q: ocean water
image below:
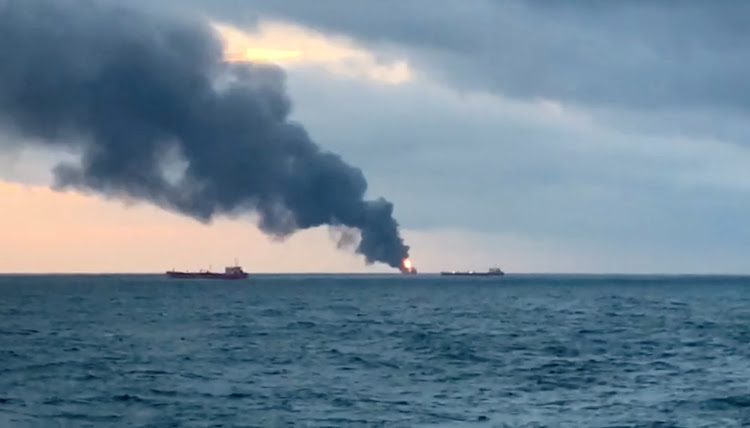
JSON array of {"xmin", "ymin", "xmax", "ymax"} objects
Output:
[{"xmin": 2, "ymin": 274, "xmax": 750, "ymax": 427}]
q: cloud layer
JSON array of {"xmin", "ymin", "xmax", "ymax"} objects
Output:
[{"xmin": 198, "ymin": 1, "xmax": 750, "ymax": 110}]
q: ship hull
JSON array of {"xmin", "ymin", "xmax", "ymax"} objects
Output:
[
  {"xmin": 166, "ymin": 271, "xmax": 248, "ymax": 280},
  {"xmin": 440, "ymin": 272, "xmax": 505, "ymax": 277}
]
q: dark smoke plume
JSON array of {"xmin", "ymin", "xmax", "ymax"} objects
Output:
[{"xmin": 0, "ymin": 0, "xmax": 410, "ymax": 269}]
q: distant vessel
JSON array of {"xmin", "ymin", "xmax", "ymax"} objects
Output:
[
  {"xmin": 402, "ymin": 267, "xmax": 418, "ymax": 275},
  {"xmin": 166, "ymin": 263, "xmax": 249, "ymax": 280},
  {"xmin": 440, "ymin": 267, "xmax": 505, "ymax": 277}
]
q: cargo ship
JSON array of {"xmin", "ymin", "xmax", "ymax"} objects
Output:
[
  {"xmin": 440, "ymin": 267, "xmax": 505, "ymax": 277},
  {"xmin": 166, "ymin": 264, "xmax": 249, "ymax": 280}
]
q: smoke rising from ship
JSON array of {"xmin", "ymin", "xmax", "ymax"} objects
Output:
[{"xmin": 0, "ymin": 0, "xmax": 411, "ymax": 270}]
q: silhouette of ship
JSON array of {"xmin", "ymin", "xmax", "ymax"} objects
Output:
[
  {"xmin": 166, "ymin": 261, "xmax": 248, "ymax": 280},
  {"xmin": 440, "ymin": 267, "xmax": 505, "ymax": 277}
]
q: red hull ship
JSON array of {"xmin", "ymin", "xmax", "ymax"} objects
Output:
[{"xmin": 166, "ymin": 264, "xmax": 248, "ymax": 280}]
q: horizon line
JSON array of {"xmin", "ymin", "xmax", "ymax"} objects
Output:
[{"xmin": 2, "ymin": 271, "xmax": 750, "ymax": 277}]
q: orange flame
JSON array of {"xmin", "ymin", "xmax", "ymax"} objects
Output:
[{"xmin": 401, "ymin": 258, "xmax": 417, "ymax": 275}]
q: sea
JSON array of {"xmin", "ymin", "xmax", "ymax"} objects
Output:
[{"xmin": 2, "ymin": 273, "xmax": 750, "ymax": 427}]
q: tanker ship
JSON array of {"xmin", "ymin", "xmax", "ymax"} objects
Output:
[
  {"xmin": 440, "ymin": 267, "xmax": 505, "ymax": 277},
  {"xmin": 166, "ymin": 264, "xmax": 249, "ymax": 280}
]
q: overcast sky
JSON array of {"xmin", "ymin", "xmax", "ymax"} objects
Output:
[{"xmin": 3, "ymin": 0, "xmax": 750, "ymax": 273}]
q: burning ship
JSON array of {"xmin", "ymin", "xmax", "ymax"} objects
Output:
[
  {"xmin": 166, "ymin": 263, "xmax": 249, "ymax": 280},
  {"xmin": 401, "ymin": 258, "xmax": 417, "ymax": 275}
]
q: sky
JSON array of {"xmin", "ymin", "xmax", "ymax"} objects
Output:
[{"xmin": 2, "ymin": 0, "xmax": 750, "ymax": 274}]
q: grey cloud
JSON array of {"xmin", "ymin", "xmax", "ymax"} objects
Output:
[{"xmin": 178, "ymin": 0, "xmax": 750, "ymax": 112}]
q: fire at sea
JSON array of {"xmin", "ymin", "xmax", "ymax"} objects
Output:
[{"xmin": 401, "ymin": 258, "xmax": 417, "ymax": 275}]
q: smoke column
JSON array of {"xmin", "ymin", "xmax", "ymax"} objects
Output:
[{"xmin": 0, "ymin": 0, "xmax": 411, "ymax": 270}]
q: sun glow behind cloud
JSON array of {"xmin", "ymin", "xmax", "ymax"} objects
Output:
[{"xmin": 213, "ymin": 20, "xmax": 413, "ymax": 84}]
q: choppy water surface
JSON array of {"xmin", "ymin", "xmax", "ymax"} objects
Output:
[{"xmin": 2, "ymin": 274, "xmax": 750, "ymax": 427}]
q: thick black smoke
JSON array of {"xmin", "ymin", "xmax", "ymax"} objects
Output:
[{"xmin": 0, "ymin": 0, "xmax": 410, "ymax": 269}]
